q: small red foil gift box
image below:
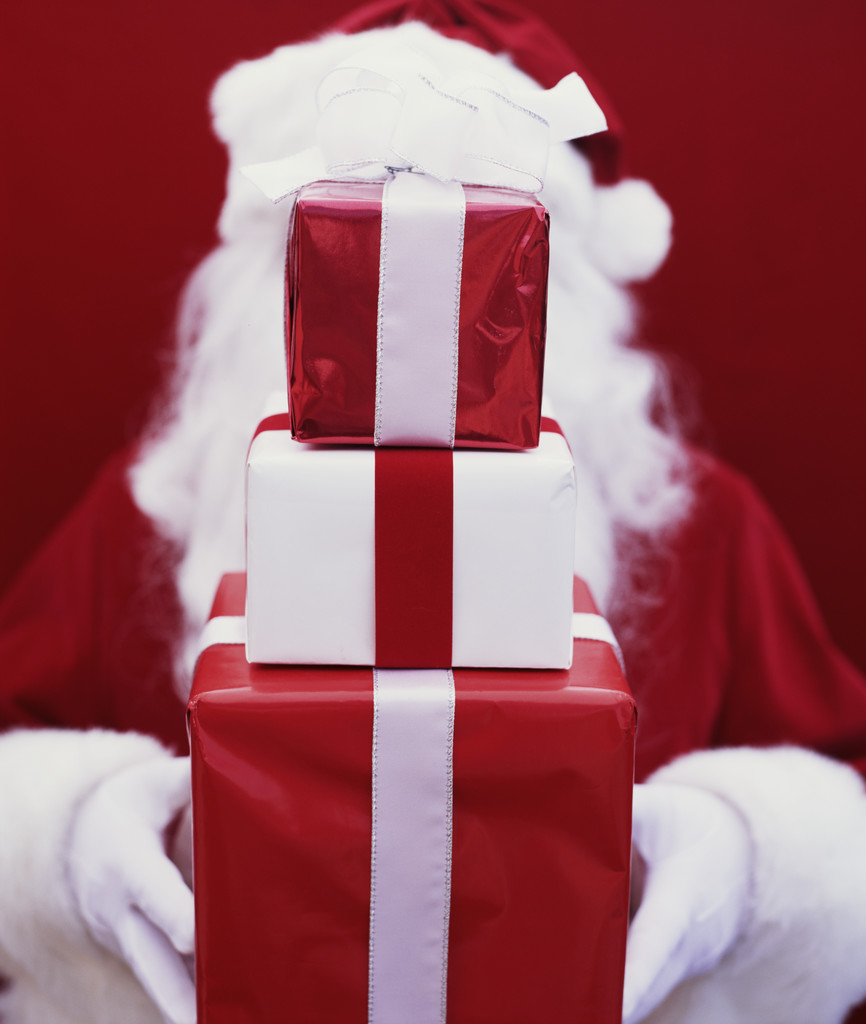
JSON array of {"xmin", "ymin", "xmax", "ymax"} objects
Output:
[
  {"xmin": 287, "ymin": 177, "xmax": 549, "ymax": 449},
  {"xmin": 189, "ymin": 575, "xmax": 635, "ymax": 1024},
  {"xmin": 245, "ymin": 412, "xmax": 575, "ymax": 668}
]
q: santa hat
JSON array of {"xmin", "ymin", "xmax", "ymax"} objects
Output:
[
  {"xmin": 212, "ymin": 0, "xmax": 668, "ymax": 281},
  {"xmin": 331, "ymin": 0, "xmax": 624, "ymax": 184},
  {"xmin": 323, "ymin": 1, "xmax": 669, "ymax": 284}
]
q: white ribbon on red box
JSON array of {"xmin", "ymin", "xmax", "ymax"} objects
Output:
[
  {"xmin": 369, "ymin": 668, "xmax": 455, "ymax": 1024},
  {"xmin": 374, "ymin": 173, "xmax": 464, "ymax": 445},
  {"xmin": 242, "ymin": 46, "xmax": 606, "ymax": 446}
]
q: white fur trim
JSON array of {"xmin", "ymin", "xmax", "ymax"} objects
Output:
[
  {"xmin": 587, "ymin": 179, "xmax": 673, "ymax": 283},
  {"xmin": 643, "ymin": 746, "xmax": 866, "ymax": 1024},
  {"xmin": 0, "ymin": 729, "xmax": 170, "ymax": 1024}
]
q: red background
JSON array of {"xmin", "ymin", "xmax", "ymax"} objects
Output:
[{"xmin": 2, "ymin": 0, "xmax": 864, "ymax": 672}]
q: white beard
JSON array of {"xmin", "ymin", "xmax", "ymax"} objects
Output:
[{"xmin": 129, "ymin": 23, "xmax": 692, "ymax": 693}]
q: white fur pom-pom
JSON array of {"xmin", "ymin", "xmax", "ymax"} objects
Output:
[{"xmin": 586, "ymin": 178, "xmax": 673, "ymax": 283}]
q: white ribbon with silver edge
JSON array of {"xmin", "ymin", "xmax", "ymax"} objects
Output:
[
  {"xmin": 369, "ymin": 668, "xmax": 455, "ymax": 1024},
  {"xmin": 198, "ymin": 609, "xmax": 625, "ymax": 1024},
  {"xmin": 243, "ymin": 46, "xmax": 607, "ymax": 447}
]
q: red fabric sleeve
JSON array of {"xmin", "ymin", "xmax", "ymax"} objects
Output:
[
  {"xmin": 713, "ymin": 471, "xmax": 866, "ymax": 773},
  {"xmin": 623, "ymin": 450, "xmax": 866, "ymax": 1024},
  {"xmin": 626, "ymin": 451, "xmax": 866, "ymax": 782},
  {"xmin": 0, "ymin": 451, "xmax": 188, "ymax": 753}
]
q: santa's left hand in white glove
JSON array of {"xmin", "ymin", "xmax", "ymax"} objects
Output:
[
  {"xmin": 622, "ymin": 781, "xmax": 753, "ymax": 1024},
  {"xmin": 67, "ymin": 755, "xmax": 196, "ymax": 1024}
]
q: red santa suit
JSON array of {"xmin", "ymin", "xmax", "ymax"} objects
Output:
[
  {"xmin": 1, "ymin": 6, "xmax": 866, "ymax": 1024},
  {"xmin": 2, "ymin": 441, "xmax": 866, "ymax": 1023}
]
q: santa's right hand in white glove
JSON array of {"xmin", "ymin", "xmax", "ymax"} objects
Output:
[
  {"xmin": 622, "ymin": 781, "xmax": 753, "ymax": 1024},
  {"xmin": 67, "ymin": 756, "xmax": 196, "ymax": 1024}
]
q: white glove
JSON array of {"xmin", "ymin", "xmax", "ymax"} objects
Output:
[
  {"xmin": 622, "ymin": 782, "xmax": 753, "ymax": 1024},
  {"xmin": 67, "ymin": 756, "xmax": 196, "ymax": 1024}
]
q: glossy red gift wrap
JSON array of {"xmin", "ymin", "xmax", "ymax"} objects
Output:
[
  {"xmin": 189, "ymin": 575, "xmax": 635, "ymax": 1024},
  {"xmin": 287, "ymin": 180, "xmax": 549, "ymax": 450}
]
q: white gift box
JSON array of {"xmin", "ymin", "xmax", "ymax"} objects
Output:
[{"xmin": 245, "ymin": 418, "xmax": 576, "ymax": 668}]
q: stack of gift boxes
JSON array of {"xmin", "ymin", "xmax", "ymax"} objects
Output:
[{"xmin": 189, "ymin": 152, "xmax": 635, "ymax": 1023}]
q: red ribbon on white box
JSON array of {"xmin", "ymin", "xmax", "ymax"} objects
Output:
[
  {"xmin": 374, "ymin": 446, "xmax": 454, "ymax": 666},
  {"xmin": 247, "ymin": 412, "xmax": 571, "ymax": 667}
]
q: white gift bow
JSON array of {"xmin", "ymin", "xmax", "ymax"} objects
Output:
[{"xmin": 242, "ymin": 43, "xmax": 607, "ymax": 201}]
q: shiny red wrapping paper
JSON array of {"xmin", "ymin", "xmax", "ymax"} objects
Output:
[
  {"xmin": 287, "ymin": 180, "xmax": 549, "ymax": 449},
  {"xmin": 189, "ymin": 575, "xmax": 635, "ymax": 1024}
]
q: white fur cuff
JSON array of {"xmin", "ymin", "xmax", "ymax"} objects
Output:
[
  {"xmin": 646, "ymin": 746, "xmax": 866, "ymax": 1024},
  {"xmin": 0, "ymin": 728, "xmax": 169, "ymax": 1024}
]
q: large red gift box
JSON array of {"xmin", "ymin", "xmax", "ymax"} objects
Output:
[
  {"xmin": 189, "ymin": 575, "xmax": 635, "ymax": 1024},
  {"xmin": 287, "ymin": 180, "xmax": 549, "ymax": 450}
]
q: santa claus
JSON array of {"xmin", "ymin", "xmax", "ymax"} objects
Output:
[{"xmin": 2, "ymin": 2, "xmax": 866, "ymax": 1023}]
